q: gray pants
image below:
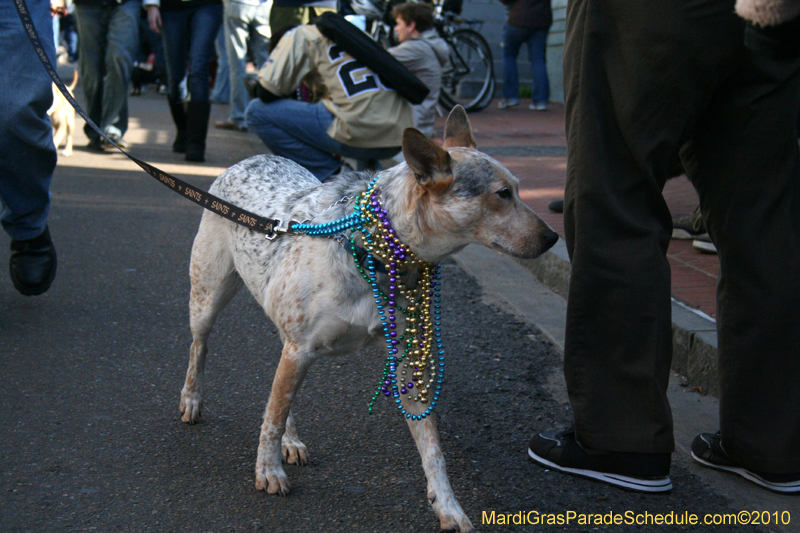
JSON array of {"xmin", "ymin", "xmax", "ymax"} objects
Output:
[
  {"xmin": 75, "ymin": 0, "xmax": 141, "ymax": 140},
  {"xmin": 562, "ymin": 0, "xmax": 800, "ymax": 473}
]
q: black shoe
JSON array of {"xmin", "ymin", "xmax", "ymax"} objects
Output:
[
  {"xmin": 691, "ymin": 432, "xmax": 800, "ymax": 493},
  {"xmin": 548, "ymin": 200, "xmax": 564, "ymax": 213},
  {"xmin": 86, "ymin": 138, "xmax": 105, "ymax": 153},
  {"xmin": 9, "ymin": 226, "xmax": 57, "ymax": 296},
  {"xmin": 528, "ymin": 428, "xmax": 672, "ymax": 492}
]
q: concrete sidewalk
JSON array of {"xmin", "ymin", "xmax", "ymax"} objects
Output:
[{"xmin": 434, "ymin": 102, "xmax": 722, "ymax": 398}]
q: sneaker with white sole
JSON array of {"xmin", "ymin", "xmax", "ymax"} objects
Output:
[
  {"xmin": 528, "ymin": 428, "xmax": 673, "ymax": 492},
  {"xmin": 672, "ymin": 205, "xmax": 705, "ymax": 239},
  {"xmin": 498, "ymin": 98, "xmax": 520, "ymax": 109},
  {"xmin": 529, "ymin": 102, "xmax": 548, "ymax": 111},
  {"xmin": 691, "ymin": 432, "xmax": 800, "ymax": 494},
  {"xmin": 692, "ymin": 233, "xmax": 717, "ymax": 254}
]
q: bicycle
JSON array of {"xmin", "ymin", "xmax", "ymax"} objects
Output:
[{"xmin": 351, "ymin": 0, "xmax": 496, "ymax": 112}]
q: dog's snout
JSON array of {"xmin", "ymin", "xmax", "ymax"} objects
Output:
[{"xmin": 542, "ymin": 229, "xmax": 559, "ymax": 251}]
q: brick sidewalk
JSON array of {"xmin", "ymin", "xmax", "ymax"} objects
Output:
[{"xmin": 436, "ymin": 101, "xmax": 719, "ymax": 318}]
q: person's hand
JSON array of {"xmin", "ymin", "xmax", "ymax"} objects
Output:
[
  {"xmin": 147, "ymin": 5, "xmax": 162, "ymax": 34},
  {"xmin": 50, "ymin": 0, "xmax": 66, "ymax": 16}
]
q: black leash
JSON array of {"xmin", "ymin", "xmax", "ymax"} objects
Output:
[{"xmin": 14, "ymin": 0, "xmax": 287, "ymax": 239}]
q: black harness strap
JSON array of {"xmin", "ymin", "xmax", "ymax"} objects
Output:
[{"xmin": 14, "ymin": 0, "xmax": 284, "ymax": 238}]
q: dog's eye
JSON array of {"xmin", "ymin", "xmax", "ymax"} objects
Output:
[{"xmin": 495, "ymin": 187, "xmax": 513, "ymax": 200}]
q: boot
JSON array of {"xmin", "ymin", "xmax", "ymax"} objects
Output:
[
  {"xmin": 185, "ymin": 101, "xmax": 211, "ymax": 162},
  {"xmin": 168, "ymin": 97, "xmax": 188, "ymax": 153}
]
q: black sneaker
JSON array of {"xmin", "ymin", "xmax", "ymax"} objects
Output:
[
  {"xmin": 691, "ymin": 432, "xmax": 800, "ymax": 494},
  {"xmin": 528, "ymin": 428, "xmax": 673, "ymax": 492}
]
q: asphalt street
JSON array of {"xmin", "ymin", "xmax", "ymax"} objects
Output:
[{"xmin": 1, "ymin": 89, "xmax": 797, "ymax": 532}]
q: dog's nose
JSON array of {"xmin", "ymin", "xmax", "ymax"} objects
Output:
[{"xmin": 543, "ymin": 229, "xmax": 559, "ymax": 251}]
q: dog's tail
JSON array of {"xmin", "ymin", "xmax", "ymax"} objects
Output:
[{"xmin": 67, "ymin": 69, "xmax": 79, "ymax": 92}]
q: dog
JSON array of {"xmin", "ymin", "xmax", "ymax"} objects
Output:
[
  {"xmin": 181, "ymin": 105, "xmax": 558, "ymax": 532},
  {"xmin": 48, "ymin": 69, "xmax": 78, "ymax": 157}
]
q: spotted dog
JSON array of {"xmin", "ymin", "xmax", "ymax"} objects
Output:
[{"xmin": 182, "ymin": 106, "xmax": 557, "ymax": 532}]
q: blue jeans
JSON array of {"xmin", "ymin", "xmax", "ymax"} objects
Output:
[
  {"xmin": 161, "ymin": 3, "xmax": 223, "ymax": 103},
  {"xmin": 502, "ymin": 24, "xmax": 550, "ymax": 105},
  {"xmin": 246, "ymin": 99, "xmax": 400, "ymax": 180},
  {"xmin": 211, "ymin": 26, "xmax": 230, "ymax": 103},
  {"xmin": 75, "ymin": 0, "xmax": 141, "ymax": 140},
  {"xmin": 0, "ymin": 0, "xmax": 57, "ymax": 240},
  {"xmin": 224, "ymin": 1, "xmax": 271, "ymax": 126}
]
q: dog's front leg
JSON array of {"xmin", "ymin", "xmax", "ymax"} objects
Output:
[
  {"xmin": 408, "ymin": 414, "xmax": 474, "ymax": 532},
  {"xmin": 281, "ymin": 410, "xmax": 308, "ymax": 465},
  {"xmin": 255, "ymin": 343, "xmax": 311, "ymax": 496}
]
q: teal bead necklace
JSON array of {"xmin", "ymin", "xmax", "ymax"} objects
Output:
[{"xmin": 292, "ymin": 176, "xmax": 444, "ymax": 421}]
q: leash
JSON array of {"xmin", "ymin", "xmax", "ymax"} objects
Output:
[
  {"xmin": 18, "ymin": 0, "xmax": 446, "ymax": 420},
  {"xmin": 14, "ymin": 0, "xmax": 290, "ymax": 239}
]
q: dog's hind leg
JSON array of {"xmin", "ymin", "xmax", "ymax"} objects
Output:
[
  {"xmin": 181, "ymin": 215, "xmax": 241, "ymax": 424},
  {"xmin": 255, "ymin": 342, "xmax": 312, "ymax": 495},
  {"xmin": 281, "ymin": 410, "xmax": 308, "ymax": 465},
  {"xmin": 408, "ymin": 415, "xmax": 474, "ymax": 532}
]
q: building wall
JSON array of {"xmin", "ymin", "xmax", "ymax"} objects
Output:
[{"xmin": 458, "ymin": 0, "xmax": 567, "ymax": 103}]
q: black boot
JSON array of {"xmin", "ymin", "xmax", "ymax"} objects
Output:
[
  {"xmin": 168, "ymin": 97, "xmax": 188, "ymax": 153},
  {"xmin": 185, "ymin": 101, "xmax": 211, "ymax": 162},
  {"xmin": 9, "ymin": 226, "xmax": 57, "ymax": 296}
]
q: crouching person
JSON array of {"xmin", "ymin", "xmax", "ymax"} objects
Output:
[{"xmin": 245, "ymin": 24, "xmax": 414, "ymax": 180}]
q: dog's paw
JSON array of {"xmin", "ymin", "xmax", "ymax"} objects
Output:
[
  {"xmin": 281, "ymin": 436, "xmax": 309, "ymax": 466},
  {"xmin": 438, "ymin": 515, "xmax": 474, "ymax": 533},
  {"xmin": 179, "ymin": 389, "xmax": 203, "ymax": 424},
  {"xmin": 255, "ymin": 465, "xmax": 291, "ymax": 496},
  {"xmin": 60, "ymin": 148, "xmax": 73, "ymax": 157},
  {"xmin": 432, "ymin": 495, "xmax": 474, "ymax": 532}
]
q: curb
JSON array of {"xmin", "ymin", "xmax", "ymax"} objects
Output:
[{"xmin": 514, "ymin": 241, "xmax": 721, "ymax": 397}]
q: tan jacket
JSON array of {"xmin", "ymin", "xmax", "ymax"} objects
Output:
[{"xmin": 257, "ymin": 25, "xmax": 414, "ymax": 148}]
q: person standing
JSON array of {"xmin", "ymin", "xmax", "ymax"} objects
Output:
[
  {"xmin": 214, "ymin": 0, "xmax": 271, "ymax": 131},
  {"xmin": 145, "ymin": 0, "xmax": 223, "ymax": 162},
  {"xmin": 1, "ymin": 0, "xmax": 58, "ymax": 295},
  {"xmin": 74, "ymin": 0, "xmax": 142, "ymax": 150},
  {"xmin": 497, "ymin": 0, "xmax": 551, "ymax": 110},
  {"xmin": 527, "ymin": 0, "xmax": 800, "ymax": 493}
]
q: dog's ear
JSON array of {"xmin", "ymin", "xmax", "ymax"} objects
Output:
[
  {"xmin": 443, "ymin": 105, "xmax": 476, "ymax": 150},
  {"xmin": 402, "ymin": 128, "xmax": 453, "ymax": 192}
]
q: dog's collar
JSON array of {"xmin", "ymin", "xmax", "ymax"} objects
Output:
[{"xmin": 291, "ymin": 176, "xmax": 445, "ymax": 421}]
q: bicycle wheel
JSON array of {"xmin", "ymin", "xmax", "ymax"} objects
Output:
[{"xmin": 439, "ymin": 28, "xmax": 495, "ymax": 112}]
